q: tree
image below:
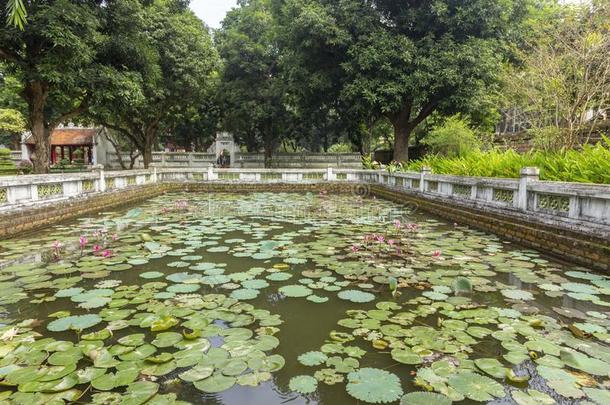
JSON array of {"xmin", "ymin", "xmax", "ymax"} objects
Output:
[
  {"xmin": 0, "ymin": 0, "xmax": 141, "ymax": 173},
  {"xmin": 216, "ymin": 0, "xmax": 291, "ymax": 166},
  {"xmin": 281, "ymin": 0, "xmax": 527, "ymax": 161},
  {"xmin": 0, "ymin": 108, "xmax": 25, "ymax": 147},
  {"xmin": 88, "ymin": 1, "xmax": 219, "ymax": 168},
  {"xmin": 501, "ymin": 0, "xmax": 610, "ymax": 150}
]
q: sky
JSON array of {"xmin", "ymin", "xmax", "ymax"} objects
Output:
[{"xmin": 190, "ymin": 0, "xmax": 238, "ymax": 29}]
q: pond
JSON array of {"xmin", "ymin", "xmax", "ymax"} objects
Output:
[{"xmin": 0, "ymin": 192, "xmax": 608, "ymax": 405}]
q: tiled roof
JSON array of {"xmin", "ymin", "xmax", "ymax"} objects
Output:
[{"xmin": 26, "ymin": 128, "xmax": 97, "ymax": 145}]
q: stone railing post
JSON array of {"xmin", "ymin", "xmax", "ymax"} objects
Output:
[
  {"xmin": 161, "ymin": 153, "xmax": 166, "ymax": 167},
  {"xmin": 207, "ymin": 164, "xmax": 215, "ymax": 181},
  {"xmin": 518, "ymin": 167, "xmax": 539, "ymax": 210},
  {"xmin": 188, "ymin": 153, "xmax": 194, "ymax": 167},
  {"xmin": 93, "ymin": 164, "xmax": 106, "ymax": 192},
  {"xmin": 420, "ymin": 166, "xmax": 431, "ymax": 192},
  {"xmin": 150, "ymin": 164, "xmax": 158, "ymax": 183},
  {"xmin": 327, "ymin": 166, "xmax": 334, "ymax": 181}
]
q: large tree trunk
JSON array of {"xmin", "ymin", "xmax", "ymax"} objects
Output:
[
  {"xmin": 24, "ymin": 82, "xmax": 51, "ymax": 174},
  {"xmin": 392, "ymin": 122, "xmax": 412, "ymax": 162},
  {"xmin": 142, "ymin": 132, "xmax": 155, "ymax": 169},
  {"xmin": 388, "ymin": 100, "xmax": 437, "ymax": 162}
]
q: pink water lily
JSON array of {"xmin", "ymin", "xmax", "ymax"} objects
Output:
[
  {"xmin": 393, "ymin": 219, "xmax": 401, "ymax": 229},
  {"xmin": 52, "ymin": 240, "xmax": 63, "ymax": 249},
  {"xmin": 375, "ymin": 234, "xmax": 385, "ymax": 243},
  {"xmin": 102, "ymin": 250, "xmax": 112, "ymax": 258},
  {"xmin": 111, "ymin": 233, "xmax": 118, "ymax": 241},
  {"xmin": 387, "ymin": 239, "xmax": 396, "ymax": 246},
  {"xmin": 93, "ymin": 244, "xmax": 102, "ymax": 253},
  {"xmin": 79, "ymin": 236, "xmax": 88, "ymax": 248},
  {"xmin": 350, "ymin": 245, "xmax": 360, "ymax": 253},
  {"xmin": 432, "ymin": 250, "xmax": 442, "ymax": 258}
]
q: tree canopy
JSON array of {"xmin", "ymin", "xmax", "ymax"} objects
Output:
[
  {"xmin": 1, "ymin": 0, "xmax": 606, "ymax": 169},
  {"xmin": 88, "ymin": 0, "xmax": 219, "ymax": 167},
  {"xmin": 278, "ymin": 0, "xmax": 528, "ymax": 160}
]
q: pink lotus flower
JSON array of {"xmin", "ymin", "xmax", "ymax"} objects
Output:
[
  {"xmin": 350, "ymin": 245, "xmax": 360, "ymax": 253},
  {"xmin": 432, "ymin": 250, "xmax": 442, "ymax": 258},
  {"xmin": 375, "ymin": 235, "xmax": 385, "ymax": 243},
  {"xmin": 111, "ymin": 234, "xmax": 118, "ymax": 241},
  {"xmin": 387, "ymin": 239, "xmax": 396, "ymax": 246},
  {"xmin": 79, "ymin": 236, "xmax": 88, "ymax": 248},
  {"xmin": 52, "ymin": 240, "xmax": 63, "ymax": 249},
  {"xmin": 396, "ymin": 246, "xmax": 402, "ymax": 255},
  {"xmin": 102, "ymin": 250, "xmax": 112, "ymax": 258},
  {"xmin": 93, "ymin": 244, "xmax": 102, "ymax": 253},
  {"xmin": 393, "ymin": 219, "xmax": 401, "ymax": 229}
]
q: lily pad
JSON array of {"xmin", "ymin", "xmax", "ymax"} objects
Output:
[
  {"xmin": 400, "ymin": 392, "xmax": 452, "ymax": 405},
  {"xmin": 448, "ymin": 372, "xmax": 505, "ymax": 401},
  {"xmin": 346, "ymin": 367, "xmax": 404, "ymax": 403},
  {"xmin": 47, "ymin": 314, "xmax": 103, "ymax": 332},
  {"xmin": 289, "ymin": 375, "xmax": 318, "ymax": 394},
  {"xmin": 338, "ymin": 290, "xmax": 375, "ymax": 303}
]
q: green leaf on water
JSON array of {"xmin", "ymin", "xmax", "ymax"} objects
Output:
[
  {"xmin": 289, "ymin": 375, "xmax": 318, "ymax": 394},
  {"xmin": 346, "ymin": 367, "xmax": 404, "ymax": 403}
]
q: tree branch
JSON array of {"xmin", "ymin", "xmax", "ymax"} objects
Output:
[
  {"xmin": 407, "ymin": 99, "xmax": 438, "ymax": 130},
  {"xmin": 49, "ymin": 96, "xmax": 91, "ymax": 129}
]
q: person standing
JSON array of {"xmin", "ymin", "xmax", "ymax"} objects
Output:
[{"xmin": 216, "ymin": 150, "xmax": 229, "ymax": 168}]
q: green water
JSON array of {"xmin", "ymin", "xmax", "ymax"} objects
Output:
[{"xmin": 0, "ymin": 192, "xmax": 608, "ymax": 405}]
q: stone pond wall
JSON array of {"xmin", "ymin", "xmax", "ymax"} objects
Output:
[{"xmin": 0, "ymin": 167, "xmax": 608, "ymax": 272}]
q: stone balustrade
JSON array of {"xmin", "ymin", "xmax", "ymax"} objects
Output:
[
  {"xmin": 1, "ymin": 166, "xmax": 609, "ymax": 233},
  {"xmin": 105, "ymin": 151, "xmax": 362, "ymax": 169}
]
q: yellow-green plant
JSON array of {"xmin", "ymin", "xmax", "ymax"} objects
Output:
[{"xmin": 406, "ymin": 137, "xmax": 610, "ymax": 184}]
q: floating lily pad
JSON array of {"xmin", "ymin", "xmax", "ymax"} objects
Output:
[
  {"xmin": 502, "ymin": 289, "xmax": 534, "ymax": 301},
  {"xmin": 448, "ymin": 372, "xmax": 505, "ymax": 401},
  {"xmin": 346, "ymin": 367, "xmax": 403, "ymax": 403},
  {"xmin": 298, "ymin": 351, "xmax": 328, "ymax": 367},
  {"xmin": 279, "ymin": 285, "xmax": 312, "ymax": 298},
  {"xmin": 194, "ymin": 373, "xmax": 236, "ymax": 393},
  {"xmin": 47, "ymin": 314, "xmax": 103, "ymax": 332},
  {"xmin": 289, "ymin": 375, "xmax": 318, "ymax": 394},
  {"xmin": 400, "ymin": 392, "xmax": 452, "ymax": 405},
  {"xmin": 338, "ymin": 290, "xmax": 375, "ymax": 303}
]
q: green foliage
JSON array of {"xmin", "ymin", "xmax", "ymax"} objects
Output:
[
  {"xmin": 0, "ymin": 108, "xmax": 25, "ymax": 134},
  {"xmin": 327, "ymin": 143, "xmax": 354, "ymax": 153},
  {"xmin": 407, "ymin": 138, "xmax": 610, "ymax": 184},
  {"xmin": 280, "ymin": 0, "xmax": 526, "ymax": 160},
  {"xmin": 0, "ymin": 147, "xmax": 16, "ymax": 175},
  {"xmin": 361, "ymin": 155, "xmax": 381, "ymax": 170},
  {"xmin": 88, "ymin": 2, "xmax": 220, "ymax": 167},
  {"xmin": 216, "ymin": 0, "xmax": 290, "ymax": 160},
  {"xmin": 422, "ymin": 115, "xmax": 480, "ymax": 158},
  {"xmin": 4, "ymin": 0, "xmax": 27, "ymax": 29}
]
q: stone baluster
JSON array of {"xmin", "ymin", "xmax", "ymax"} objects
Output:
[
  {"xmin": 420, "ymin": 166, "xmax": 431, "ymax": 192},
  {"xmin": 518, "ymin": 167, "xmax": 539, "ymax": 210}
]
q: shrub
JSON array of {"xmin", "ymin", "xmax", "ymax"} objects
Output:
[
  {"xmin": 0, "ymin": 148, "xmax": 17, "ymax": 175},
  {"xmin": 17, "ymin": 159, "xmax": 33, "ymax": 174},
  {"xmin": 421, "ymin": 115, "xmax": 481, "ymax": 158},
  {"xmin": 328, "ymin": 143, "xmax": 355, "ymax": 153},
  {"xmin": 406, "ymin": 136, "xmax": 610, "ymax": 184}
]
